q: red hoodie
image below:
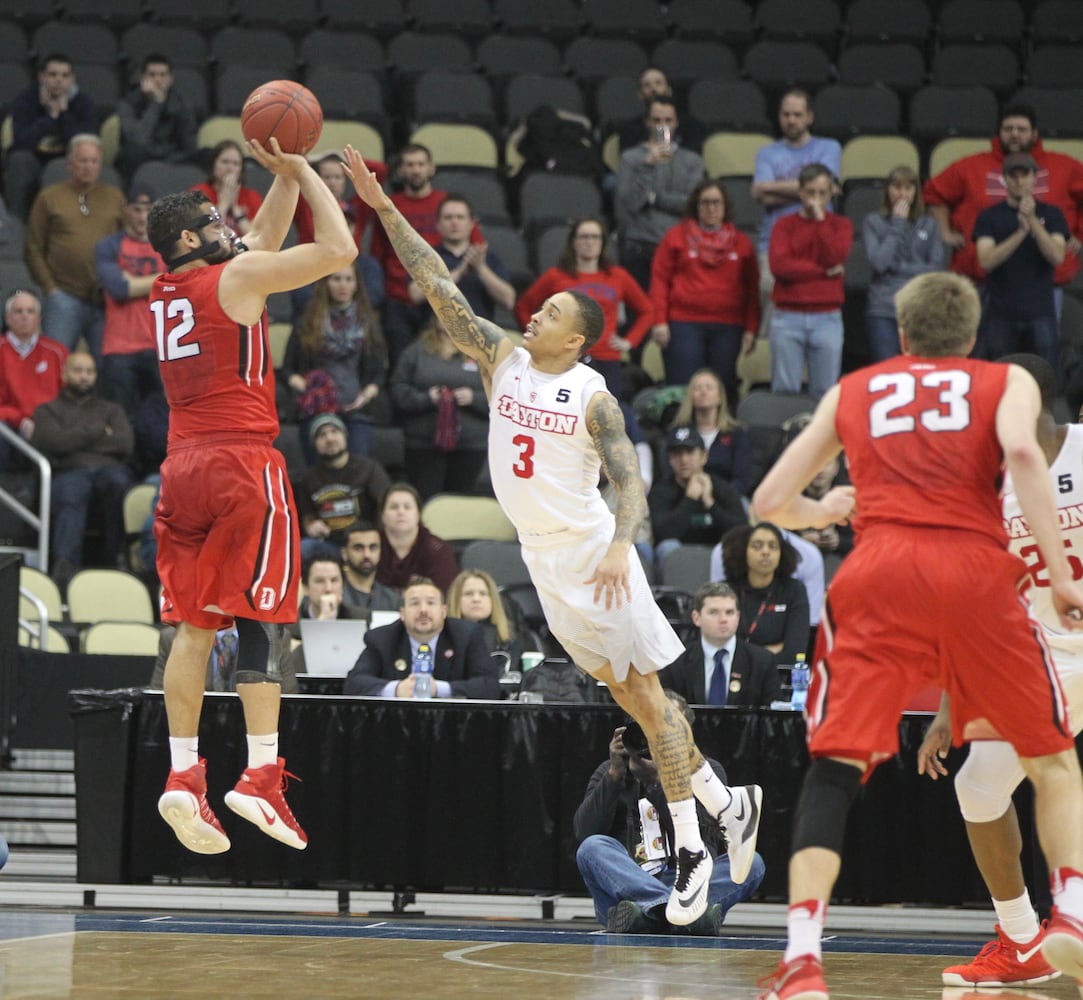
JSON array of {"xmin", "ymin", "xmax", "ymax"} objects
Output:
[{"xmin": 923, "ymin": 136, "xmax": 1083, "ymax": 285}]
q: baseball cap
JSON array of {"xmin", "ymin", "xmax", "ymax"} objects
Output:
[
  {"xmin": 665, "ymin": 425, "xmax": 705, "ymax": 451},
  {"xmin": 125, "ymin": 181, "xmax": 158, "ymax": 203},
  {"xmin": 309, "ymin": 412, "xmax": 348, "ymax": 443},
  {"xmin": 1002, "ymin": 153, "xmax": 1037, "ymax": 174}
]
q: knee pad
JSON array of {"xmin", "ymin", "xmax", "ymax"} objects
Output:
[
  {"xmin": 954, "ymin": 747, "xmax": 1022, "ymax": 824},
  {"xmin": 233, "ymin": 617, "xmax": 278, "ymax": 685},
  {"xmin": 791, "ymin": 757, "xmax": 863, "ymax": 855}
]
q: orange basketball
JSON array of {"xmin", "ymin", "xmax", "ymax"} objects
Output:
[{"xmin": 240, "ymin": 80, "xmax": 323, "ymax": 156}]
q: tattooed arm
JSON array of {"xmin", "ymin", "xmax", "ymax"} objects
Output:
[
  {"xmin": 344, "ymin": 156, "xmax": 512, "ymax": 382},
  {"xmin": 585, "ymin": 391, "xmax": 647, "ymax": 610}
]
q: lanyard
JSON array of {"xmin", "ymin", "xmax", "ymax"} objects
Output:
[{"xmin": 743, "ymin": 584, "xmax": 774, "ymax": 638}]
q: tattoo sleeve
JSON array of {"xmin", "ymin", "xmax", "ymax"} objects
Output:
[
  {"xmin": 376, "ymin": 203, "xmax": 506, "ymax": 368},
  {"xmin": 587, "ymin": 392, "xmax": 647, "ymax": 546}
]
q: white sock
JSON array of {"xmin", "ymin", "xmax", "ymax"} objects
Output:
[
  {"xmin": 169, "ymin": 736, "xmax": 199, "ymax": 772},
  {"xmin": 669, "ymin": 798, "xmax": 705, "ymax": 855},
  {"xmin": 689, "ymin": 761, "xmax": 733, "ymax": 819},
  {"xmin": 993, "ymin": 891, "xmax": 1040, "ymax": 944},
  {"xmin": 784, "ymin": 899, "xmax": 827, "ymax": 962},
  {"xmin": 247, "ymin": 732, "xmax": 279, "ymax": 769}
]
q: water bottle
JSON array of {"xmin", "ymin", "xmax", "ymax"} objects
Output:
[
  {"xmin": 790, "ymin": 653, "xmax": 809, "ymax": 711},
  {"xmin": 413, "ymin": 643, "xmax": 434, "ymax": 699}
]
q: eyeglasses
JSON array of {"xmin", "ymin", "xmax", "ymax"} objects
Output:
[{"xmin": 78, "ymin": 193, "xmax": 89, "ymax": 217}]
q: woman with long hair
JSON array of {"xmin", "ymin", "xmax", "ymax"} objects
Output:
[
  {"xmin": 514, "ymin": 217, "xmax": 652, "ymax": 398},
  {"xmin": 669, "ymin": 368, "xmax": 752, "ymax": 496},
  {"xmin": 720, "ymin": 521, "xmax": 809, "ymax": 667},
  {"xmin": 650, "ymin": 178, "xmax": 760, "ymax": 397},
  {"xmin": 375, "ymin": 482, "xmax": 458, "ymax": 593},
  {"xmin": 447, "ymin": 568, "xmax": 528, "ymax": 671},
  {"xmin": 862, "ymin": 164, "xmax": 945, "ymax": 363},
  {"xmin": 281, "ymin": 266, "xmax": 389, "ymax": 461},
  {"xmin": 190, "ymin": 139, "xmax": 262, "ymax": 238}
]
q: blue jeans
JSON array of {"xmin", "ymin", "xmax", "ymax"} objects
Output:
[
  {"xmin": 769, "ymin": 308, "xmax": 843, "ymax": 399},
  {"xmin": 51, "ymin": 463, "xmax": 134, "ymax": 569},
  {"xmin": 664, "ymin": 322, "xmax": 742, "ymax": 402},
  {"xmin": 42, "ymin": 289, "xmax": 105, "ymax": 361},
  {"xmin": 865, "ymin": 313, "xmax": 901, "ymax": 364},
  {"xmin": 982, "ymin": 312, "xmax": 1059, "ymax": 369},
  {"xmin": 575, "ymin": 834, "xmax": 765, "ymax": 927}
]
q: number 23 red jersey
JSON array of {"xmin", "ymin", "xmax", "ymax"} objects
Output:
[
  {"xmin": 835, "ymin": 355, "xmax": 1009, "ymax": 547},
  {"xmin": 151, "ymin": 263, "xmax": 278, "ymax": 445}
]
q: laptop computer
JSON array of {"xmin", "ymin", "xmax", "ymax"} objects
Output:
[{"xmin": 298, "ymin": 618, "xmax": 368, "ymax": 677}]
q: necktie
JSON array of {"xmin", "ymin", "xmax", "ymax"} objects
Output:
[{"xmin": 708, "ymin": 648, "xmax": 728, "ymax": 706}]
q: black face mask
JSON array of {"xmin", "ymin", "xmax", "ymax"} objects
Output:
[{"xmin": 160, "ymin": 211, "xmax": 247, "ymax": 268}]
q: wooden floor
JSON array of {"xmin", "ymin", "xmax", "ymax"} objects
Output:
[{"xmin": 2, "ymin": 910, "xmax": 1082, "ymax": 1000}]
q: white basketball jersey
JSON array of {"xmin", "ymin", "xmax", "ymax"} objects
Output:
[
  {"xmin": 1003, "ymin": 422, "xmax": 1083, "ymax": 651},
  {"xmin": 489, "ymin": 347, "xmax": 614, "ymax": 546}
]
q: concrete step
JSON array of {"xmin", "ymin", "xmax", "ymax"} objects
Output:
[
  {"xmin": 9, "ymin": 749, "xmax": 73, "ymax": 771},
  {"xmin": 0, "ymin": 797, "xmax": 75, "ymax": 821},
  {"xmin": 0, "ymin": 771, "xmax": 74, "ymax": 795},
  {"xmin": 1, "ymin": 820, "xmax": 76, "ymax": 847},
  {"xmin": 2, "ymin": 848, "xmax": 76, "ymax": 879}
]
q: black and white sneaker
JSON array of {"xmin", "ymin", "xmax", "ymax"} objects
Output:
[
  {"xmin": 721, "ymin": 784, "xmax": 762, "ymax": 884},
  {"xmin": 665, "ymin": 846, "xmax": 712, "ymax": 926}
]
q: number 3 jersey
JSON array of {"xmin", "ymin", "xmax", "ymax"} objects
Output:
[
  {"xmin": 1003, "ymin": 422, "xmax": 1083, "ymax": 650},
  {"xmin": 835, "ymin": 355, "xmax": 1009, "ymax": 547},
  {"xmin": 151, "ymin": 263, "xmax": 278, "ymax": 446},
  {"xmin": 489, "ymin": 346, "xmax": 614, "ymax": 547}
]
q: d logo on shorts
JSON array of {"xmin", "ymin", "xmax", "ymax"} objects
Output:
[{"xmin": 257, "ymin": 587, "xmax": 276, "ymax": 611}]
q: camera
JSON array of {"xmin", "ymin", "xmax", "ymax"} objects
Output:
[{"xmin": 621, "ymin": 719, "xmax": 651, "ymax": 758}]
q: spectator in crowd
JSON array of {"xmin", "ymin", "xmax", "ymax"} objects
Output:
[
  {"xmin": 615, "ymin": 97, "xmax": 706, "ymax": 291},
  {"xmin": 973, "ymin": 153, "xmax": 1068, "ymax": 367},
  {"xmin": 282, "ymin": 267, "xmax": 390, "ymax": 461},
  {"xmin": 31, "ymin": 351, "xmax": 134, "ymax": 587},
  {"xmin": 288, "ymin": 549, "xmax": 366, "ymax": 640},
  {"xmin": 339, "ymin": 520, "xmax": 401, "ymax": 613},
  {"xmin": 795, "ymin": 454, "xmax": 854, "ymax": 560},
  {"xmin": 768, "ymin": 162, "xmax": 852, "ymax": 399},
  {"xmin": 369, "ymin": 143, "xmax": 482, "ymax": 362},
  {"xmin": 189, "ymin": 139, "xmax": 262, "ymax": 240},
  {"xmin": 93, "ymin": 181, "xmax": 164, "ymax": 426},
  {"xmin": 376, "ymin": 482, "xmax": 458, "ymax": 593},
  {"xmin": 752, "ymin": 89, "xmax": 842, "ymax": 338},
  {"xmin": 659, "ymin": 582, "xmax": 781, "ymax": 707},
  {"xmin": 647, "ymin": 425, "xmax": 747, "ymax": 568},
  {"xmin": 515, "ymin": 217, "xmax": 652, "ymax": 399},
  {"xmin": 25, "ymin": 134, "xmax": 125, "ymax": 359},
  {"xmin": 115, "ymin": 54, "xmax": 198, "ymax": 184},
  {"xmin": 719, "ymin": 522, "xmax": 810, "ymax": 668},
  {"xmin": 650, "ymin": 178, "xmax": 760, "ymax": 394},
  {"xmin": 6, "ymin": 53, "xmax": 99, "ymax": 221},
  {"xmin": 574, "ymin": 690, "xmax": 765, "ymax": 934},
  {"xmin": 409, "ymin": 195, "xmax": 515, "ymax": 323},
  {"xmin": 294, "ymin": 413, "xmax": 392, "ymax": 561},
  {"xmin": 863, "ymin": 165, "xmax": 946, "ymax": 363},
  {"xmin": 447, "ymin": 568, "xmax": 530, "ymax": 673},
  {"xmin": 134, "ymin": 389, "xmax": 168, "ymax": 480},
  {"xmin": 615, "ymin": 67, "xmax": 706, "ymax": 155},
  {"xmin": 668, "ymin": 369, "xmax": 752, "ymax": 497},
  {"xmin": 0, "ymin": 290, "xmax": 67, "ymax": 470},
  {"xmin": 343, "ymin": 575, "xmax": 501, "ymax": 698},
  {"xmin": 923, "ymin": 103, "xmax": 1083, "ymax": 315},
  {"xmin": 151, "ymin": 624, "xmax": 297, "ymax": 694},
  {"xmin": 390, "ymin": 317, "xmax": 490, "ymax": 501}
]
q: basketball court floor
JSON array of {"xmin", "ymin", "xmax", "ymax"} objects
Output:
[{"xmin": 3, "ymin": 908, "xmax": 1082, "ymax": 999}]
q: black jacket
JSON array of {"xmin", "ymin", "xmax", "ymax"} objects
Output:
[{"xmin": 658, "ymin": 638, "xmax": 781, "ymax": 707}]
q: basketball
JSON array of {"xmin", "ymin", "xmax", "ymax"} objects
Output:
[{"xmin": 240, "ymin": 81, "xmax": 323, "ymax": 157}]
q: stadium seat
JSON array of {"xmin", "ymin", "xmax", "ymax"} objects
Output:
[
  {"xmin": 421, "ymin": 494, "xmax": 517, "ymax": 542},
  {"xmin": 840, "ymin": 136, "xmax": 920, "ymax": 185},
  {"xmin": 82, "ymin": 621, "xmax": 161, "ymax": 656},
  {"xmin": 702, "ymin": 132, "xmax": 773, "ymax": 177},
  {"xmin": 67, "ymin": 569, "xmax": 155, "ymax": 627},
  {"xmin": 408, "ymin": 123, "xmax": 498, "ymax": 169}
]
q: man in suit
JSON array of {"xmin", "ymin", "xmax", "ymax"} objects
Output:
[
  {"xmin": 343, "ymin": 576, "xmax": 501, "ymax": 699},
  {"xmin": 659, "ymin": 582, "xmax": 781, "ymax": 707}
]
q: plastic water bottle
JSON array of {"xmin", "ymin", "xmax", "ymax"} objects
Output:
[
  {"xmin": 790, "ymin": 653, "xmax": 809, "ymax": 711},
  {"xmin": 413, "ymin": 643, "xmax": 434, "ymax": 699}
]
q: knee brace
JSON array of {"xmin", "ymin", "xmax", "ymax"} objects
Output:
[
  {"xmin": 790, "ymin": 757, "xmax": 863, "ymax": 855},
  {"xmin": 233, "ymin": 617, "xmax": 278, "ymax": 685},
  {"xmin": 954, "ymin": 744, "xmax": 1025, "ymax": 824}
]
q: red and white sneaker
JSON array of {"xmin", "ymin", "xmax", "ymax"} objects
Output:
[
  {"xmin": 758, "ymin": 954, "xmax": 828, "ymax": 1000},
  {"xmin": 1042, "ymin": 908, "xmax": 1083, "ymax": 981},
  {"xmin": 942, "ymin": 923, "xmax": 1060, "ymax": 987},
  {"xmin": 158, "ymin": 759, "xmax": 230, "ymax": 855},
  {"xmin": 224, "ymin": 757, "xmax": 308, "ymax": 850}
]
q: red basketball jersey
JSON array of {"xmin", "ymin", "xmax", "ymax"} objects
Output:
[
  {"xmin": 150, "ymin": 263, "xmax": 277, "ymax": 446},
  {"xmin": 835, "ymin": 355, "xmax": 1009, "ymax": 547}
]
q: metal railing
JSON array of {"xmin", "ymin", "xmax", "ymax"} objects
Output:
[{"xmin": 0, "ymin": 424, "xmax": 50, "ymax": 571}]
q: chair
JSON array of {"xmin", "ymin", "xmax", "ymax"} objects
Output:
[
  {"xmin": 122, "ymin": 24, "xmax": 210, "ymax": 70},
  {"xmin": 432, "ymin": 168, "xmax": 509, "ymax": 226},
  {"xmin": 652, "ymin": 585, "xmax": 697, "ymax": 642},
  {"xmin": 421, "ymin": 494, "xmax": 517, "ymax": 542},
  {"xmin": 143, "ymin": 0, "xmax": 234, "ymax": 30},
  {"xmin": 582, "ymin": 0, "xmax": 668, "ymax": 42},
  {"xmin": 719, "ymin": 177, "xmax": 763, "ymax": 232},
  {"xmin": 1032, "ymin": 0, "xmax": 1083, "ymax": 45},
  {"xmin": 742, "ymin": 41, "xmax": 833, "ymax": 92},
  {"xmin": 476, "ymin": 35, "xmax": 563, "ymax": 83},
  {"xmin": 82, "ymin": 621, "xmax": 161, "ymax": 656},
  {"xmin": 0, "ymin": 23, "xmax": 26, "ymax": 62},
  {"xmin": 122, "ymin": 482, "xmax": 157, "ymax": 573},
  {"xmin": 0, "ymin": 64, "xmax": 31, "ymax": 116},
  {"xmin": 1028, "ymin": 46, "xmax": 1083, "ymax": 90},
  {"xmin": 41, "ymin": 159, "xmax": 121, "ymax": 189},
  {"xmin": 650, "ymin": 39, "xmax": 739, "ymax": 90},
  {"xmin": 483, "ymin": 225, "xmax": 532, "ymax": 288},
  {"xmin": 387, "ymin": 32, "xmax": 473, "ymax": 78},
  {"xmin": 504, "ymin": 75, "xmax": 585, "ymax": 123},
  {"xmin": 594, "ymin": 76, "xmax": 646, "ymax": 134},
  {"xmin": 844, "ymin": 240, "xmax": 871, "ymax": 294},
  {"xmin": 408, "ymin": 0, "xmax": 494, "ymax": 37},
  {"xmin": 411, "ymin": 70, "xmax": 498, "ymax": 133},
  {"xmin": 498, "ymin": 582, "xmax": 549, "ymax": 638},
  {"xmin": 197, "ymin": 117, "xmax": 243, "ymax": 150},
  {"xmin": 931, "ymin": 44, "xmax": 1019, "ymax": 97},
  {"xmin": 844, "ymin": 0, "xmax": 932, "ymax": 44},
  {"xmin": 564, "ymin": 38, "xmax": 650, "ymax": 88},
  {"xmin": 736, "ymin": 336, "xmax": 771, "ymax": 399},
  {"xmin": 702, "ymin": 132, "xmax": 773, "ymax": 177},
  {"xmin": 296, "ymin": 69, "xmax": 386, "ymax": 136},
  {"xmin": 231, "ymin": 0, "xmax": 320, "ymax": 31},
  {"xmin": 660, "ymin": 545, "xmax": 714, "ymax": 592},
  {"xmin": 492, "ymin": 0, "xmax": 584, "ymax": 41},
  {"xmin": 755, "ymin": 0, "xmax": 842, "ymax": 48},
  {"xmin": 66, "ymin": 568, "xmax": 155, "ymax": 626},
  {"xmin": 928, "ymin": 137, "xmax": 992, "ymax": 177},
  {"xmin": 314, "ymin": 120, "xmax": 386, "ymax": 163},
  {"xmin": 459, "ymin": 539, "xmax": 531, "ymax": 587},
  {"xmin": 18, "ymin": 623, "xmax": 70, "ymax": 653},
  {"xmin": 518, "ymin": 174, "xmax": 602, "ymax": 233},
  {"xmin": 215, "ymin": 68, "xmax": 300, "ymax": 117},
  {"xmin": 0, "ymin": 0, "xmax": 52, "ymax": 29},
  {"xmin": 687, "ymin": 80, "xmax": 769, "ymax": 132},
  {"xmin": 908, "ymin": 86, "xmax": 998, "ymax": 143},
  {"xmin": 74, "ymin": 65, "xmax": 122, "ymax": 115},
  {"xmin": 408, "ymin": 124, "xmax": 498, "ymax": 169},
  {"xmin": 736, "ymin": 391, "xmax": 818, "ymax": 427},
  {"xmin": 1044, "ymin": 139, "xmax": 1083, "ymax": 163},
  {"xmin": 298, "ymin": 30, "xmax": 384, "ymax": 73},
  {"xmin": 840, "ymin": 137, "xmax": 920, "ymax": 185},
  {"xmin": 20, "ymin": 565, "xmax": 65, "ymax": 628},
  {"xmin": 529, "ymin": 223, "xmax": 571, "ymax": 273},
  {"xmin": 170, "ymin": 68, "xmax": 211, "ymax": 124},
  {"xmin": 811, "ymin": 84, "xmax": 901, "ymax": 141},
  {"xmin": 32, "ymin": 22, "xmax": 119, "ymax": 65},
  {"xmin": 209, "ymin": 27, "xmax": 297, "ymax": 74},
  {"xmin": 58, "ymin": 0, "xmax": 143, "ymax": 25},
  {"xmin": 668, "ymin": 0, "xmax": 756, "ymax": 45},
  {"xmin": 842, "ymin": 183, "xmax": 885, "ymax": 232},
  {"xmin": 1010, "ymin": 87, "xmax": 1083, "ymax": 139},
  {"xmin": 132, "ymin": 160, "xmax": 205, "ymax": 195},
  {"xmin": 322, "ymin": 0, "xmax": 406, "ymax": 35},
  {"xmin": 937, "ymin": 0, "xmax": 1025, "ymax": 45},
  {"xmin": 836, "ymin": 43, "xmax": 926, "ymax": 94}
]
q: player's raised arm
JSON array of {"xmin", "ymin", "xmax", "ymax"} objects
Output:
[{"xmin": 346, "ymin": 156, "xmax": 512, "ymax": 380}]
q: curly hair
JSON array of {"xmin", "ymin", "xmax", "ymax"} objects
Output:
[{"xmin": 720, "ymin": 522, "xmax": 799, "ymax": 585}]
